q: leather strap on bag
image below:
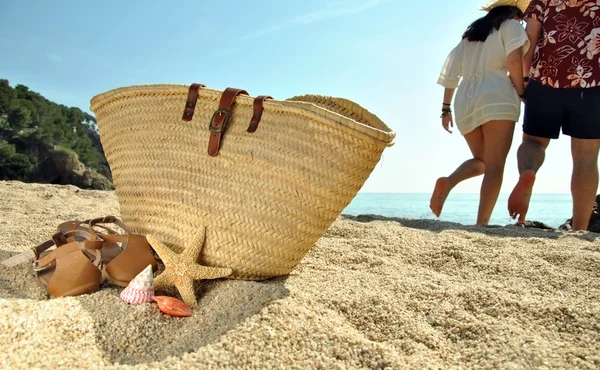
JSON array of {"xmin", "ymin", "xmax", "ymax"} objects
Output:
[
  {"xmin": 208, "ymin": 87, "xmax": 249, "ymax": 157},
  {"xmin": 182, "ymin": 83, "xmax": 206, "ymax": 121},
  {"xmin": 247, "ymin": 95, "xmax": 273, "ymax": 133}
]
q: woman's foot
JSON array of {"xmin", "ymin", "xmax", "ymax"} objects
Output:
[
  {"xmin": 430, "ymin": 177, "xmax": 452, "ymax": 217},
  {"xmin": 508, "ymin": 170, "xmax": 536, "ymax": 224}
]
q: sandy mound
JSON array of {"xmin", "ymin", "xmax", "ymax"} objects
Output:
[{"xmin": 0, "ymin": 181, "xmax": 599, "ymax": 369}]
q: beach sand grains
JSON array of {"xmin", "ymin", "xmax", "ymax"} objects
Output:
[{"xmin": 0, "ymin": 181, "xmax": 599, "ymax": 369}]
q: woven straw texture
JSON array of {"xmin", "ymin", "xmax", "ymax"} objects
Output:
[{"xmin": 90, "ymin": 84, "xmax": 395, "ymax": 280}]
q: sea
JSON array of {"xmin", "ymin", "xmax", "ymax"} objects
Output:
[{"xmin": 342, "ymin": 193, "xmax": 572, "ymax": 228}]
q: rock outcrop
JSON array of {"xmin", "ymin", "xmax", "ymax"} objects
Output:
[
  {"xmin": 515, "ymin": 220, "xmax": 555, "ymax": 230},
  {"xmin": 49, "ymin": 147, "xmax": 113, "ymax": 190},
  {"xmin": 510, "ymin": 194, "xmax": 600, "ymax": 233},
  {"xmin": 558, "ymin": 194, "xmax": 600, "ymax": 233}
]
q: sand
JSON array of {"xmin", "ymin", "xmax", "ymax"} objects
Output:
[{"xmin": 0, "ymin": 180, "xmax": 599, "ymax": 369}]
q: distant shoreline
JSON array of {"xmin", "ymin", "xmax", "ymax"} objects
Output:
[{"xmin": 344, "ymin": 193, "xmax": 573, "ymax": 230}]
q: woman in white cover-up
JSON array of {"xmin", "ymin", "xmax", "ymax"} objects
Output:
[{"xmin": 430, "ymin": 0, "xmax": 530, "ymax": 225}]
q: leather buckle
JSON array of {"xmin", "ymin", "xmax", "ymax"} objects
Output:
[
  {"xmin": 32, "ymin": 259, "xmax": 53, "ymax": 272},
  {"xmin": 209, "ymin": 109, "xmax": 231, "ymax": 133},
  {"xmin": 207, "ymin": 87, "xmax": 249, "ymax": 157}
]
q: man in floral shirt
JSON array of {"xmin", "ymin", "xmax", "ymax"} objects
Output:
[{"xmin": 508, "ymin": 0, "xmax": 600, "ymax": 231}]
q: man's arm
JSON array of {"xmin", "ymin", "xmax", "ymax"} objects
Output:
[{"xmin": 523, "ymin": 17, "xmax": 543, "ymax": 77}]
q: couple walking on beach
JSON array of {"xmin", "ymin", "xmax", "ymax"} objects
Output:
[{"xmin": 431, "ymin": 0, "xmax": 600, "ymax": 230}]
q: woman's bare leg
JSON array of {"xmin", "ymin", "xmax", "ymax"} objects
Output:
[
  {"xmin": 477, "ymin": 120, "xmax": 516, "ymax": 225},
  {"xmin": 430, "ymin": 127, "xmax": 486, "ymax": 217}
]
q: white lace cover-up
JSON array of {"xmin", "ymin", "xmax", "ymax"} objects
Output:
[{"xmin": 438, "ymin": 19, "xmax": 530, "ymax": 135}]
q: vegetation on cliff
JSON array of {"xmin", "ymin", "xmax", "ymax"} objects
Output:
[{"xmin": 0, "ymin": 79, "xmax": 112, "ymax": 189}]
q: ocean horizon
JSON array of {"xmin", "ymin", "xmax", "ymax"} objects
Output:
[{"xmin": 343, "ymin": 193, "xmax": 573, "ymax": 228}]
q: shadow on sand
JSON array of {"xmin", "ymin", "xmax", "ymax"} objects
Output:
[
  {"xmin": 340, "ymin": 213, "xmax": 600, "ymax": 243},
  {"xmin": 79, "ymin": 276, "xmax": 290, "ymax": 365},
  {"xmin": 0, "ymin": 248, "xmax": 290, "ymax": 366}
]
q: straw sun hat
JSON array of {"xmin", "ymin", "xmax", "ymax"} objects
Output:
[{"xmin": 479, "ymin": 0, "xmax": 531, "ymax": 12}]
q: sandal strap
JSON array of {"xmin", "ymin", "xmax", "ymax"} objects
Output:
[
  {"xmin": 85, "ymin": 216, "xmax": 133, "ymax": 234},
  {"xmin": 31, "ymin": 230, "xmax": 78, "ymax": 259},
  {"xmin": 58, "ymin": 219, "xmax": 120, "ymax": 235},
  {"xmin": 31, "ymin": 238, "xmax": 58, "ymax": 260},
  {"xmin": 32, "ymin": 230, "xmax": 103, "ymax": 271},
  {"xmin": 92, "ymin": 224, "xmax": 120, "ymax": 234},
  {"xmin": 33, "ymin": 245, "xmax": 102, "ymax": 274}
]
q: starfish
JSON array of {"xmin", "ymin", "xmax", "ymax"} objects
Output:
[{"xmin": 146, "ymin": 228, "xmax": 232, "ymax": 308}]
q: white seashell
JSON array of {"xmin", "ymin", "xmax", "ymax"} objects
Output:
[{"xmin": 120, "ymin": 264, "xmax": 154, "ymax": 304}]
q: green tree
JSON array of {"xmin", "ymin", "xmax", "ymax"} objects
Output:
[
  {"xmin": 0, "ymin": 140, "xmax": 15, "ymax": 158},
  {"xmin": 14, "ymin": 84, "xmax": 30, "ymax": 99},
  {"xmin": 7, "ymin": 105, "xmax": 32, "ymax": 130},
  {"xmin": 0, "ymin": 80, "xmax": 111, "ymax": 186},
  {"xmin": 0, "ymin": 141, "xmax": 32, "ymax": 179},
  {"xmin": 0, "ymin": 79, "xmax": 14, "ymax": 114},
  {"xmin": 3, "ymin": 153, "xmax": 33, "ymax": 178}
]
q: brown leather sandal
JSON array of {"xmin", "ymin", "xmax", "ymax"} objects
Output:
[
  {"xmin": 58, "ymin": 216, "xmax": 158, "ymax": 287},
  {"xmin": 29, "ymin": 230, "xmax": 103, "ymax": 298},
  {"xmin": 56, "ymin": 220, "xmax": 116, "ymax": 241}
]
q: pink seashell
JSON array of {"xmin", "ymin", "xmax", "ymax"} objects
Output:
[
  {"xmin": 120, "ymin": 265, "xmax": 154, "ymax": 304},
  {"xmin": 153, "ymin": 296, "xmax": 193, "ymax": 317}
]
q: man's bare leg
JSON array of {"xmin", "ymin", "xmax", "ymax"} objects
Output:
[
  {"xmin": 508, "ymin": 133, "xmax": 551, "ymax": 223},
  {"xmin": 570, "ymin": 138, "xmax": 600, "ymax": 230}
]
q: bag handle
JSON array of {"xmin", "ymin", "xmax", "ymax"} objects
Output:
[
  {"xmin": 247, "ymin": 95, "xmax": 273, "ymax": 133},
  {"xmin": 181, "ymin": 84, "xmax": 273, "ymax": 155},
  {"xmin": 207, "ymin": 87, "xmax": 249, "ymax": 156},
  {"xmin": 181, "ymin": 83, "xmax": 206, "ymax": 121}
]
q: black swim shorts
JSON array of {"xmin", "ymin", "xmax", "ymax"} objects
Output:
[{"xmin": 523, "ymin": 79, "xmax": 600, "ymax": 139}]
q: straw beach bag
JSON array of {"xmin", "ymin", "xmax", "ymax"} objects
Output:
[{"xmin": 90, "ymin": 83, "xmax": 395, "ymax": 280}]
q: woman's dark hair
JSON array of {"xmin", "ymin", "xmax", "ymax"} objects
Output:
[{"xmin": 462, "ymin": 6, "xmax": 523, "ymax": 42}]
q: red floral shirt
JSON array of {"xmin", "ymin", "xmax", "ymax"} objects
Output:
[{"xmin": 525, "ymin": 0, "xmax": 600, "ymax": 88}]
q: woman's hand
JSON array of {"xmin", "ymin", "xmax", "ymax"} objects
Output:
[
  {"xmin": 441, "ymin": 113, "xmax": 453, "ymax": 133},
  {"xmin": 520, "ymin": 79, "xmax": 528, "ymax": 103}
]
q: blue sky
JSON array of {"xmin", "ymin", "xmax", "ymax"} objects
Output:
[{"xmin": 0, "ymin": 0, "xmax": 573, "ymax": 194}]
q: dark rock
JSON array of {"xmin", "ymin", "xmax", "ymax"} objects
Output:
[
  {"xmin": 558, "ymin": 194, "xmax": 600, "ymax": 233},
  {"xmin": 558, "ymin": 222, "xmax": 571, "ymax": 232},
  {"xmin": 50, "ymin": 147, "xmax": 113, "ymax": 190},
  {"xmin": 513, "ymin": 220, "xmax": 555, "ymax": 230}
]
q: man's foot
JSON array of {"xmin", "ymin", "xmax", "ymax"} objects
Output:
[
  {"xmin": 508, "ymin": 170, "xmax": 536, "ymax": 224},
  {"xmin": 430, "ymin": 177, "xmax": 452, "ymax": 217}
]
